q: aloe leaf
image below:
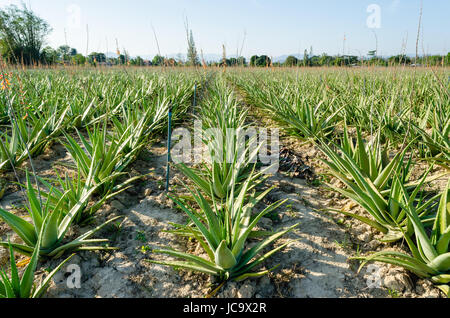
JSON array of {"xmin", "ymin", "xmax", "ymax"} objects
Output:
[
  {"xmin": 431, "ymin": 274, "xmax": 450, "ymax": 284},
  {"xmin": 147, "ymin": 260, "xmax": 219, "ymax": 276},
  {"xmin": 428, "ymin": 253, "xmax": 450, "ymax": 273},
  {"xmin": 8, "ymin": 243, "xmax": 20, "ymax": 296},
  {"xmin": 32, "ymin": 254, "xmax": 75, "ymax": 298},
  {"xmin": 0, "ymin": 208, "xmax": 37, "ymax": 247},
  {"xmin": 327, "ymin": 208, "xmax": 388, "ymax": 234},
  {"xmin": 20, "ymin": 219, "xmax": 44, "ymax": 298},
  {"xmin": 232, "ymin": 199, "xmax": 288, "ymax": 257},
  {"xmin": 233, "ymin": 264, "xmax": 280, "ymax": 282},
  {"xmin": 237, "ymin": 224, "xmax": 299, "ymax": 270},
  {"xmin": 169, "ymin": 194, "xmax": 218, "ymax": 251},
  {"xmin": 153, "ymin": 249, "xmax": 221, "ymax": 272}
]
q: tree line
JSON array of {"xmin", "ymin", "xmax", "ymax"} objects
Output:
[{"xmin": 1, "ymin": 5, "xmax": 449, "ymax": 68}]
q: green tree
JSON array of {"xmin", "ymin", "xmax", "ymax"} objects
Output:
[
  {"xmin": 259, "ymin": 55, "xmax": 271, "ymax": 67},
  {"xmin": 255, "ymin": 55, "xmax": 270, "ymax": 67},
  {"xmin": 131, "ymin": 56, "xmax": 144, "ymax": 66},
  {"xmin": 249, "ymin": 55, "xmax": 271, "ymax": 67},
  {"xmin": 221, "ymin": 58, "xmax": 231, "ymax": 67},
  {"xmin": 118, "ymin": 54, "xmax": 126, "ymax": 65},
  {"xmin": 284, "ymin": 56, "xmax": 298, "ymax": 67},
  {"xmin": 368, "ymin": 57, "xmax": 387, "ymax": 66},
  {"xmin": 186, "ymin": 30, "xmax": 199, "ymax": 66},
  {"xmin": 40, "ymin": 46, "xmax": 58, "ymax": 65},
  {"xmin": 319, "ymin": 54, "xmax": 334, "ymax": 66},
  {"xmin": 303, "ymin": 49, "xmax": 309, "ymax": 66},
  {"xmin": 57, "ymin": 45, "xmax": 71, "ymax": 62},
  {"xmin": 388, "ymin": 55, "xmax": 411, "ymax": 66},
  {"xmin": 237, "ymin": 56, "xmax": 246, "ymax": 66},
  {"xmin": 72, "ymin": 53, "xmax": 86, "ymax": 65},
  {"xmin": 0, "ymin": 4, "xmax": 51, "ymax": 64},
  {"xmin": 152, "ymin": 55, "xmax": 165, "ymax": 66},
  {"xmin": 426, "ymin": 55, "xmax": 444, "ymax": 66},
  {"xmin": 88, "ymin": 52, "xmax": 106, "ymax": 65},
  {"xmin": 310, "ymin": 55, "xmax": 321, "ymax": 66}
]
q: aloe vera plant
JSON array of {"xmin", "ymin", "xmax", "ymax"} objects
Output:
[
  {"xmin": 317, "ymin": 138, "xmax": 441, "ymax": 242},
  {"xmin": 0, "ymin": 170, "xmax": 121, "ymax": 257},
  {"xmin": 35, "ymin": 168, "xmax": 126, "ymax": 225},
  {"xmin": 354, "ymin": 178, "xmax": 450, "ymax": 297},
  {"xmin": 339, "ymin": 125, "xmax": 390, "ymax": 183},
  {"xmin": 62, "ymin": 123, "xmax": 142, "ymax": 197},
  {"xmin": 110, "ymin": 107, "xmax": 153, "ymax": 158},
  {"xmin": 0, "ymin": 112, "xmax": 50, "ymax": 172},
  {"xmin": 149, "ymin": 173, "xmax": 298, "ymax": 282},
  {"xmin": 178, "ymin": 78, "xmax": 266, "ymax": 200},
  {"xmin": 177, "ymin": 131, "xmax": 266, "ymax": 200},
  {"xmin": 0, "ymin": 237, "xmax": 74, "ymax": 298},
  {"xmin": 412, "ymin": 114, "xmax": 450, "ymax": 168},
  {"xmin": 245, "ymin": 84, "xmax": 341, "ymax": 139}
]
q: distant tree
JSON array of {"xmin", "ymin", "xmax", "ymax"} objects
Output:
[
  {"xmin": 318, "ymin": 54, "xmax": 334, "ymax": 66},
  {"xmin": 388, "ymin": 55, "xmax": 411, "ymax": 66},
  {"xmin": 258, "ymin": 55, "xmax": 270, "ymax": 67},
  {"xmin": 303, "ymin": 49, "xmax": 310, "ymax": 66},
  {"xmin": 368, "ymin": 57, "xmax": 387, "ymax": 66},
  {"xmin": 72, "ymin": 53, "xmax": 86, "ymax": 65},
  {"xmin": 118, "ymin": 54, "xmax": 126, "ymax": 65},
  {"xmin": 249, "ymin": 55, "xmax": 271, "ymax": 67},
  {"xmin": 0, "ymin": 4, "xmax": 51, "ymax": 64},
  {"xmin": 331, "ymin": 57, "xmax": 340, "ymax": 66},
  {"xmin": 40, "ymin": 46, "xmax": 58, "ymax": 65},
  {"xmin": 70, "ymin": 48, "xmax": 78, "ymax": 56},
  {"xmin": 152, "ymin": 55, "xmax": 165, "ymax": 66},
  {"xmin": 284, "ymin": 56, "xmax": 298, "ymax": 67},
  {"xmin": 88, "ymin": 52, "xmax": 106, "ymax": 65},
  {"xmin": 237, "ymin": 56, "xmax": 246, "ymax": 66},
  {"xmin": 310, "ymin": 55, "xmax": 321, "ymax": 66},
  {"xmin": 260, "ymin": 55, "xmax": 271, "ymax": 67},
  {"xmin": 226, "ymin": 57, "xmax": 246, "ymax": 67},
  {"xmin": 426, "ymin": 55, "xmax": 445, "ymax": 66},
  {"xmin": 57, "ymin": 45, "xmax": 71, "ymax": 62},
  {"xmin": 186, "ymin": 30, "xmax": 199, "ymax": 66},
  {"xmin": 131, "ymin": 56, "xmax": 144, "ymax": 66},
  {"xmin": 221, "ymin": 58, "xmax": 232, "ymax": 67}
]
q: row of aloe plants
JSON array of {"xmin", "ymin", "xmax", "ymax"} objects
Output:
[
  {"xmin": 0, "ymin": 69, "xmax": 199, "ymax": 298},
  {"xmin": 149, "ymin": 75, "xmax": 298, "ymax": 287},
  {"xmin": 229, "ymin": 68, "xmax": 450, "ymax": 296},
  {"xmin": 229, "ymin": 68, "xmax": 449, "ymax": 159},
  {"xmin": 1, "ymin": 69, "xmax": 196, "ymax": 172}
]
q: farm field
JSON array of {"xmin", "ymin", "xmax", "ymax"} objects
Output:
[{"xmin": 0, "ymin": 66, "xmax": 449, "ymax": 299}]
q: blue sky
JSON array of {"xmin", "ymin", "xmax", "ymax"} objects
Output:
[{"xmin": 0, "ymin": 0, "xmax": 448, "ymax": 58}]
